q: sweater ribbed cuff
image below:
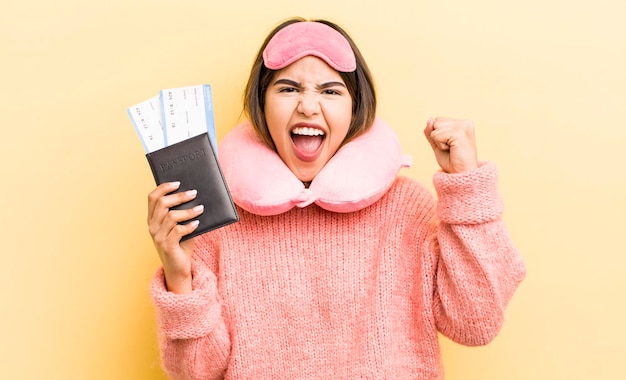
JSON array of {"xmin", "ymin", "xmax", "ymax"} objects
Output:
[
  {"xmin": 150, "ymin": 265, "xmax": 221, "ymax": 340},
  {"xmin": 433, "ymin": 161, "xmax": 504, "ymax": 225}
]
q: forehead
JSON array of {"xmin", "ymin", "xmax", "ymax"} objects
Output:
[
  {"xmin": 276, "ymin": 55, "xmax": 341, "ymax": 77},
  {"xmin": 271, "ymin": 56, "xmax": 344, "ymax": 81}
]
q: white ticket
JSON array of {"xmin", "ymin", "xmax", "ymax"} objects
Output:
[
  {"xmin": 160, "ymin": 84, "xmax": 217, "ymax": 153},
  {"xmin": 127, "ymin": 96, "xmax": 166, "ymax": 153}
]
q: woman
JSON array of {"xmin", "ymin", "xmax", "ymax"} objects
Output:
[{"xmin": 147, "ymin": 17, "xmax": 526, "ymax": 379}]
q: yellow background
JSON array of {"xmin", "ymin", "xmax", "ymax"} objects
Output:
[{"xmin": 2, "ymin": 0, "xmax": 624, "ymax": 379}]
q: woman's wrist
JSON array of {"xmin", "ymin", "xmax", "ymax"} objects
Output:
[{"xmin": 163, "ymin": 269, "xmax": 193, "ymax": 294}]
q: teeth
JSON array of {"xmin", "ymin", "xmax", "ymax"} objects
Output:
[{"xmin": 292, "ymin": 127, "xmax": 325, "ymax": 136}]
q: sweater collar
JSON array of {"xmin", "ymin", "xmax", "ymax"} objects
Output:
[{"xmin": 218, "ymin": 117, "xmax": 411, "ymax": 216}]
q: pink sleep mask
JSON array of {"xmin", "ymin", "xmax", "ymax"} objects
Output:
[
  {"xmin": 262, "ymin": 21, "xmax": 357, "ymax": 72},
  {"xmin": 218, "ymin": 118, "xmax": 412, "ymax": 216}
]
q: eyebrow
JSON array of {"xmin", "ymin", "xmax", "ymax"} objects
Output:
[{"xmin": 272, "ymin": 78, "xmax": 347, "ymax": 89}]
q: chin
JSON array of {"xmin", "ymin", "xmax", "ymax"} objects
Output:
[
  {"xmin": 293, "ymin": 168, "xmax": 319, "ymax": 184},
  {"xmin": 296, "ymin": 175, "xmax": 316, "ymax": 184}
]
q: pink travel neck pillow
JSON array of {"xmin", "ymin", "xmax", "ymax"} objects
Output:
[{"xmin": 218, "ymin": 118, "xmax": 411, "ymax": 216}]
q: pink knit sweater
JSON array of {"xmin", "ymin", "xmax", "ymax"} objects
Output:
[{"xmin": 150, "ymin": 163, "xmax": 526, "ymax": 379}]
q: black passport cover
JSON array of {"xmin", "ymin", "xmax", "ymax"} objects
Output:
[{"xmin": 146, "ymin": 133, "xmax": 239, "ymax": 241}]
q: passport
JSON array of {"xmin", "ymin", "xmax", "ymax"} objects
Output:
[{"xmin": 146, "ymin": 132, "xmax": 238, "ymax": 241}]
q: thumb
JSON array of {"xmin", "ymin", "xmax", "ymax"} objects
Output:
[
  {"xmin": 423, "ymin": 117, "xmax": 435, "ymax": 144},
  {"xmin": 423, "ymin": 117, "xmax": 444, "ymax": 151}
]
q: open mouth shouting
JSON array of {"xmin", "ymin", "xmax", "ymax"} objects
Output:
[{"xmin": 291, "ymin": 124, "xmax": 326, "ymax": 162}]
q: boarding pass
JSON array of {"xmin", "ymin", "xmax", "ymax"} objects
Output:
[{"xmin": 128, "ymin": 84, "xmax": 217, "ymax": 154}]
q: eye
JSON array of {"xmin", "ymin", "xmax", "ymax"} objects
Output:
[
  {"xmin": 322, "ymin": 88, "xmax": 342, "ymax": 96},
  {"xmin": 278, "ymin": 86, "xmax": 298, "ymax": 93}
]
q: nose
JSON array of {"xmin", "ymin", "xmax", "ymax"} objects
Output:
[{"xmin": 296, "ymin": 93, "xmax": 321, "ymax": 117}]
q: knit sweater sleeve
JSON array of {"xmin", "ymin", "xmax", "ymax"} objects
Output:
[
  {"xmin": 429, "ymin": 161, "xmax": 526, "ymax": 346},
  {"xmin": 150, "ymin": 254, "xmax": 231, "ymax": 379}
]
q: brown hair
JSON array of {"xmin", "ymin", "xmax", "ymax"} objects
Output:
[{"xmin": 243, "ymin": 17, "xmax": 377, "ymax": 150}]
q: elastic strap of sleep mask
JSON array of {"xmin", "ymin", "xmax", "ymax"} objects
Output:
[{"xmin": 262, "ymin": 21, "xmax": 357, "ymax": 72}]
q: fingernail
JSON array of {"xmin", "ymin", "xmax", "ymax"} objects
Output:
[
  {"xmin": 186, "ymin": 189, "xmax": 197, "ymax": 197},
  {"xmin": 189, "ymin": 220, "xmax": 200, "ymax": 227},
  {"xmin": 170, "ymin": 181, "xmax": 181, "ymax": 188},
  {"xmin": 193, "ymin": 205, "xmax": 204, "ymax": 213}
]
